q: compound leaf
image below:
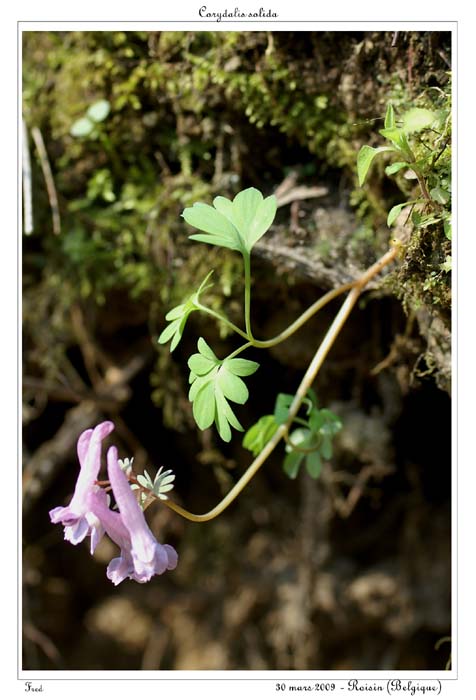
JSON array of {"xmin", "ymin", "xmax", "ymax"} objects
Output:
[
  {"xmin": 187, "ymin": 339, "xmax": 257, "ymax": 441},
  {"xmin": 243, "ymin": 415, "xmax": 279, "ymax": 456},
  {"xmin": 183, "ymin": 188, "xmax": 276, "ymax": 254},
  {"xmin": 159, "ymin": 273, "xmax": 214, "ymax": 352}
]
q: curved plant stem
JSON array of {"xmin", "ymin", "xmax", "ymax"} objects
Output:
[
  {"xmin": 252, "ymin": 281, "xmax": 355, "ymax": 348},
  {"xmin": 160, "ymin": 244, "xmax": 399, "ymax": 523},
  {"xmin": 196, "ymin": 303, "xmax": 249, "ymax": 340},
  {"xmin": 225, "ymin": 341, "xmax": 253, "ymax": 361},
  {"xmin": 199, "ymin": 281, "xmax": 354, "ymax": 348},
  {"xmin": 243, "ymin": 252, "xmax": 254, "ymax": 340}
]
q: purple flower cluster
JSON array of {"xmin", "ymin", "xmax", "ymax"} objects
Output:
[{"xmin": 49, "ymin": 421, "xmax": 178, "ymax": 585}]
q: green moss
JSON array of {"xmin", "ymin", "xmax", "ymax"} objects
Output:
[{"xmin": 22, "ymin": 30, "xmax": 451, "ymax": 411}]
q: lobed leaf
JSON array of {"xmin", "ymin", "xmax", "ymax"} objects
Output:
[
  {"xmin": 159, "ymin": 273, "xmax": 214, "ymax": 352},
  {"xmin": 274, "ymin": 393, "xmax": 294, "ymax": 424},
  {"xmin": 189, "ymin": 371, "xmax": 216, "ymax": 402},
  {"xmin": 283, "ymin": 451, "xmax": 305, "ymax": 479},
  {"xmin": 187, "ymin": 339, "xmax": 257, "ymax": 441},
  {"xmin": 214, "ymin": 387, "xmax": 243, "ymax": 441},
  {"xmin": 232, "ymin": 188, "xmax": 277, "ymax": 250},
  {"xmin": 215, "ymin": 387, "xmax": 244, "ymax": 431},
  {"xmin": 183, "ymin": 188, "xmax": 276, "ymax": 255},
  {"xmin": 305, "ymin": 451, "xmax": 323, "ymax": 479},
  {"xmin": 197, "ymin": 336, "xmax": 219, "ymax": 361},
  {"xmin": 224, "ymin": 357, "xmax": 259, "ymax": 376},
  {"xmin": 188, "ymin": 353, "xmax": 217, "ymax": 376},
  {"xmin": 183, "ymin": 203, "xmax": 243, "ymax": 252},
  {"xmin": 217, "ymin": 366, "xmax": 249, "ymax": 404},
  {"xmin": 193, "ymin": 381, "xmax": 216, "ymax": 430},
  {"xmin": 243, "ymin": 415, "xmax": 279, "ymax": 456},
  {"xmin": 165, "ymin": 304, "xmax": 186, "ymax": 321}
]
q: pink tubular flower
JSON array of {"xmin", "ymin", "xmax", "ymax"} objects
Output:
[
  {"xmin": 49, "ymin": 421, "xmax": 114, "ymax": 553},
  {"xmin": 105, "ymin": 446, "xmax": 178, "ymax": 583},
  {"xmin": 88, "ymin": 487, "xmax": 137, "ymax": 585}
]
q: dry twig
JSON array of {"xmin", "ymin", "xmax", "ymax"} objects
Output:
[{"xmin": 31, "ymin": 126, "xmax": 61, "ymax": 235}]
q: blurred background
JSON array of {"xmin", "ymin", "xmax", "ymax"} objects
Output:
[{"xmin": 22, "ymin": 30, "xmax": 451, "ymax": 671}]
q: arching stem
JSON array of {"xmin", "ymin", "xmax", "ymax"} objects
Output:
[{"xmin": 160, "ymin": 245, "xmax": 399, "ymax": 523}]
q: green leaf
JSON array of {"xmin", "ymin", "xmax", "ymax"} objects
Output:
[
  {"xmin": 232, "ymin": 188, "xmax": 277, "ymax": 250},
  {"xmin": 319, "ymin": 409, "xmax": 343, "ymax": 435},
  {"xmin": 357, "ymin": 145, "xmax": 394, "ymax": 186},
  {"xmin": 384, "ymin": 104, "xmax": 395, "ymax": 129},
  {"xmin": 183, "ymin": 188, "xmax": 276, "ymax": 254},
  {"xmin": 273, "ymin": 392, "xmax": 342, "ymax": 478},
  {"xmin": 70, "ymin": 117, "xmax": 94, "ymax": 138},
  {"xmin": 183, "ymin": 203, "xmax": 243, "ymax": 252},
  {"xmin": 158, "ymin": 315, "xmax": 189, "ymax": 352},
  {"xmin": 391, "ymin": 132, "xmax": 418, "ymax": 159},
  {"xmin": 87, "ymin": 99, "xmax": 110, "ymax": 123},
  {"xmin": 387, "ymin": 201, "xmax": 412, "ymax": 227},
  {"xmin": 274, "ymin": 393, "xmax": 294, "ymax": 424},
  {"xmin": 385, "ymin": 161, "xmax": 409, "ymax": 176},
  {"xmin": 193, "ymin": 381, "xmax": 216, "ymax": 430},
  {"xmin": 283, "ymin": 451, "xmax": 305, "ymax": 479},
  {"xmin": 305, "ymin": 451, "xmax": 322, "ymax": 479},
  {"xmin": 402, "ymin": 108, "xmax": 437, "ymax": 134},
  {"xmin": 412, "ymin": 210, "xmax": 442, "ymax": 229},
  {"xmin": 320, "ymin": 436, "xmax": 333, "ymax": 460},
  {"xmin": 213, "ymin": 196, "xmax": 235, "ymax": 219},
  {"xmin": 197, "ymin": 336, "xmax": 218, "ymax": 361},
  {"xmin": 215, "ymin": 397, "xmax": 232, "ymax": 442},
  {"xmin": 187, "ymin": 340, "xmax": 256, "ymax": 441},
  {"xmin": 430, "ymin": 186, "xmax": 450, "ymax": 205},
  {"xmin": 379, "ymin": 127, "xmax": 415, "ymax": 161},
  {"xmin": 189, "ymin": 371, "xmax": 215, "ymax": 402},
  {"xmin": 158, "ymin": 317, "xmax": 181, "ymax": 344},
  {"xmin": 309, "ymin": 408, "xmax": 325, "ymax": 432},
  {"xmin": 443, "ymin": 217, "xmax": 452, "ymax": 241},
  {"xmin": 188, "ymin": 353, "xmax": 217, "ymax": 376},
  {"xmin": 192, "ymin": 270, "xmax": 215, "ymax": 302},
  {"xmin": 165, "ymin": 304, "xmax": 186, "ymax": 321},
  {"xmin": 215, "ymin": 387, "xmax": 244, "ymax": 431},
  {"xmin": 223, "ymin": 357, "xmax": 259, "ymax": 376},
  {"xmin": 288, "ymin": 427, "xmax": 312, "ymax": 448},
  {"xmin": 243, "ymin": 415, "xmax": 279, "ymax": 456},
  {"xmin": 217, "ymin": 366, "xmax": 249, "ymax": 404},
  {"xmin": 158, "ymin": 273, "xmax": 214, "ymax": 351},
  {"xmin": 214, "ymin": 387, "xmax": 243, "ymax": 441}
]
